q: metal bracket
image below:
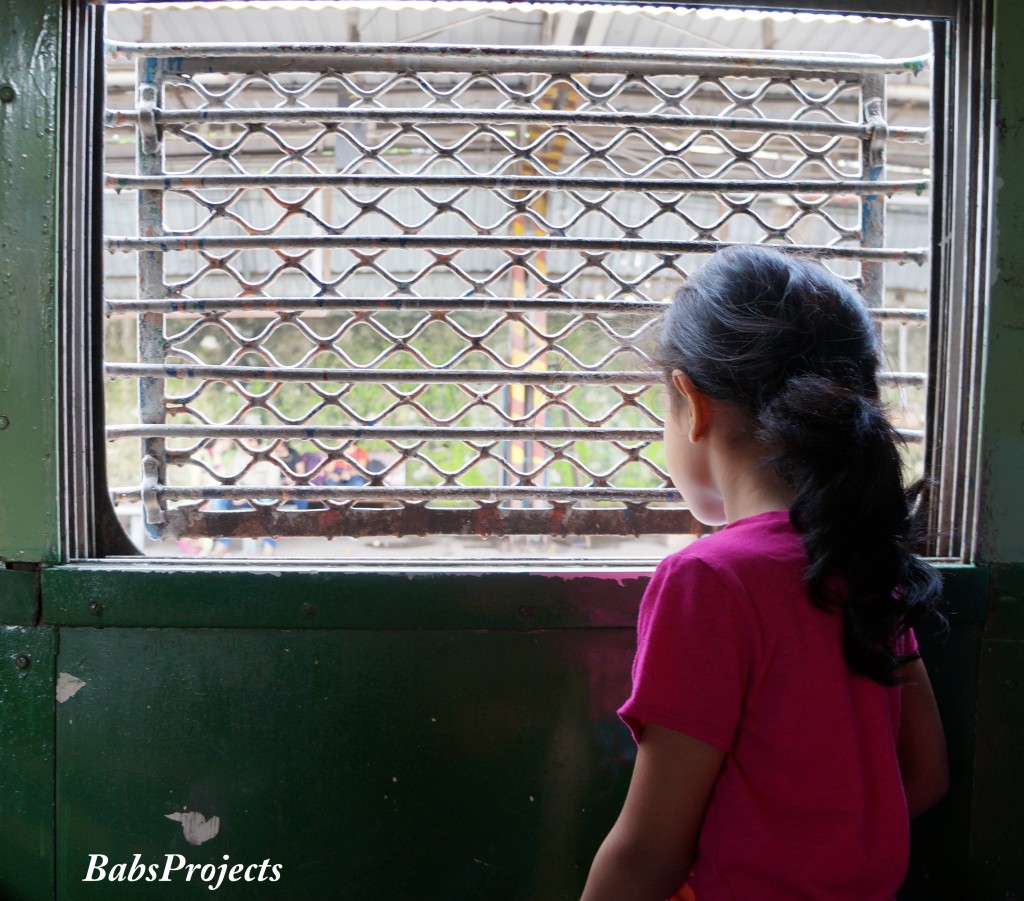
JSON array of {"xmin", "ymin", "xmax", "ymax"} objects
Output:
[
  {"xmin": 137, "ymin": 82, "xmax": 159, "ymax": 156},
  {"xmin": 864, "ymin": 94, "xmax": 889, "ymax": 173},
  {"xmin": 142, "ymin": 454, "xmax": 165, "ymax": 525}
]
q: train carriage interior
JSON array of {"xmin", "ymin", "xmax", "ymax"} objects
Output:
[{"xmin": 0, "ymin": 0, "xmax": 1021, "ymax": 898}]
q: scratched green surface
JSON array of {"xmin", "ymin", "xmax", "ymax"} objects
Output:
[
  {"xmin": 35, "ymin": 566, "xmax": 982, "ymax": 901},
  {"xmin": 0, "ymin": 566, "xmax": 38, "ymax": 625},
  {"xmin": 0, "ymin": 626, "xmax": 56, "ymax": 901},
  {"xmin": 54, "ymin": 626, "xmax": 636, "ymax": 901},
  {"xmin": 968, "ymin": 564, "xmax": 1024, "ymax": 898},
  {"xmin": 41, "ymin": 565, "xmax": 648, "ymax": 630},
  {"xmin": 978, "ymin": 0, "xmax": 1024, "ymax": 565},
  {"xmin": 0, "ymin": 0, "xmax": 61, "ymax": 563},
  {"xmin": 968, "ymin": 1, "xmax": 1024, "ymax": 892}
]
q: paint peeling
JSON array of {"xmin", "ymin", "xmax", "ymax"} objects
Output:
[
  {"xmin": 166, "ymin": 810, "xmax": 220, "ymax": 845},
  {"xmin": 56, "ymin": 672, "xmax": 86, "ymax": 703},
  {"xmin": 532, "ymin": 571, "xmax": 647, "ymax": 585}
]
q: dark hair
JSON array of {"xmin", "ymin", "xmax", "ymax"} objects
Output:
[{"xmin": 657, "ymin": 244, "xmax": 942, "ymax": 684}]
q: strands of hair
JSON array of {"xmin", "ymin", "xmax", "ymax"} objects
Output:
[{"xmin": 657, "ymin": 245, "xmax": 943, "ymax": 685}]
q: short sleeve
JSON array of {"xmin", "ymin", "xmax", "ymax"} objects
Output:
[
  {"xmin": 619, "ymin": 554, "xmax": 753, "ymax": 753},
  {"xmin": 896, "ymin": 626, "xmax": 919, "ymax": 656}
]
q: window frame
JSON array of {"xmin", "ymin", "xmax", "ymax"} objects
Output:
[{"xmin": 60, "ymin": 0, "xmax": 992, "ymax": 565}]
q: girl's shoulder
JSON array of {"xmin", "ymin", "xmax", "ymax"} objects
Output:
[
  {"xmin": 666, "ymin": 510, "xmax": 800, "ymax": 570},
  {"xmin": 653, "ymin": 510, "xmax": 807, "ymax": 614}
]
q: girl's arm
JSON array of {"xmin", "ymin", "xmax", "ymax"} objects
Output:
[
  {"xmin": 581, "ymin": 723, "xmax": 724, "ymax": 901},
  {"xmin": 898, "ymin": 657, "xmax": 949, "ymax": 818}
]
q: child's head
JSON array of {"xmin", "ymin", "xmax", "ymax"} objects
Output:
[
  {"xmin": 657, "ymin": 244, "xmax": 881, "ymax": 418},
  {"xmin": 657, "ymin": 245, "xmax": 941, "ymax": 684}
]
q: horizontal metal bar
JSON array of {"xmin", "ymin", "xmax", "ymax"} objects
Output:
[
  {"xmin": 871, "ymin": 308, "xmax": 928, "ymax": 321},
  {"xmin": 104, "ymin": 295, "xmax": 924, "ymax": 321},
  {"xmin": 107, "ymin": 422, "xmax": 923, "ymax": 444},
  {"xmin": 106, "ymin": 40, "xmax": 929, "ymax": 79},
  {"xmin": 105, "ymin": 362, "xmax": 926, "ymax": 387},
  {"xmin": 899, "ymin": 430, "xmax": 925, "ymax": 442},
  {"xmin": 105, "ymin": 173, "xmax": 931, "ymax": 196},
  {"xmin": 104, "ymin": 296, "xmax": 669, "ymax": 315},
  {"xmin": 103, "ymin": 234, "xmax": 930, "ymax": 265},
  {"xmin": 96, "ymin": 1, "xmax": 957, "ymax": 17},
  {"xmin": 105, "ymin": 105, "xmax": 930, "ymax": 143},
  {"xmin": 107, "ymin": 424, "xmax": 662, "ymax": 441},
  {"xmin": 105, "ymin": 363, "xmax": 662, "ymax": 384},
  {"xmin": 119, "ymin": 485, "xmax": 683, "ymax": 503},
  {"xmin": 160, "ymin": 501, "xmax": 705, "ymax": 540}
]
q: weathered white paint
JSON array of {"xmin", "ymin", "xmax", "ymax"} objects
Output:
[
  {"xmin": 56, "ymin": 672, "xmax": 86, "ymax": 703},
  {"xmin": 166, "ymin": 810, "xmax": 221, "ymax": 846}
]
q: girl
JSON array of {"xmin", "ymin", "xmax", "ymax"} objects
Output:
[{"xmin": 581, "ymin": 246, "xmax": 949, "ymax": 901}]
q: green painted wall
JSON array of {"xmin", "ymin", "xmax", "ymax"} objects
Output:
[
  {"xmin": 31, "ymin": 568, "xmax": 982, "ymax": 901},
  {"xmin": 979, "ymin": 0, "xmax": 1024, "ymax": 565},
  {"xmin": 0, "ymin": 626, "xmax": 56, "ymax": 901},
  {"xmin": 52, "ymin": 625, "xmax": 633, "ymax": 899},
  {"xmin": 967, "ymin": 1, "xmax": 1024, "ymax": 896},
  {"xmin": 0, "ymin": 0, "xmax": 61, "ymax": 563}
]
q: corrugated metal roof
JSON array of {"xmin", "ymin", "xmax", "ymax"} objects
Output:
[{"xmin": 105, "ymin": 2, "xmax": 932, "ymax": 63}]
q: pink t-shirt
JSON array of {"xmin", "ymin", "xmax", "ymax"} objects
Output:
[{"xmin": 619, "ymin": 510, "xmax": 914, "ymax": 901}]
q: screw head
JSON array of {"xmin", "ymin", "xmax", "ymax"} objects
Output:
[
  {"xmin": 0, "ymin": 415, "xmax": 9, "ymax": 430},
  {"xmin": 0, "ymin": 85, "xmax": 15, "ymax": 103},
  {"xmin": 13, "ymin": 654, "xmax": 30, "ymax": 670},
  {"xmin": 89, "ymin": 601, "xmax": 103, "ymax": 617}
]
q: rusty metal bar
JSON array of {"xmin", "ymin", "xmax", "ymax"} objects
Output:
[
  {"xmin": 105, "ymin": 296, "xmax": 669, "ymax": 315},
  {"xmin": 105, "ymin": 363, "xmax": 664, "ymax": 384},
  {"xmin": 107, "ymin": 424, "xmax": 663, "ymax": 441},
  {"xmin": 104, "ymin": 296, "xmax": 926, "ymax": 320},
  {"xmin": 860, "ymin": 72, "xmax": 887, "ymax": 307},
  {"xmin": 118, "ymin": 485, "xmax": 682, "ymax": 503},
  {"xmin": 105, "ymin": 105, "xmax": 930, "ymax": 143},
  {"xmin": 106, "ymin": 39, "xmax": 928, "ymax": 79},
  {"xmin": 135, "ymin": 56, "xmax": 169, "ymax": 526},
  {"xmin": 105, "ymin": 423, "xmax": 923, "ymax": 445},
  {"xmin": 104, "ymin": 363, "xmax": 926, "ymax": 387},
  {"xmin": 104, "ymin": 234, "xmax": 929, "ymax": 265},
  {"xmin": 106, "ymin": 173, "xmax": 931, "ymax": 196},
  {"xmin": 162, "ymin": 503, "xmax": 705, "ymax": 541}
]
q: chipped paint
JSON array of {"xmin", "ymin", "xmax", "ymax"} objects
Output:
[
  {"xmin": 166, "ymin": 810, "xmax": 220, "ymax": 845},
  {"xmin": 55, "ymin": 672, "xmax": 86, "ymax": 703},
  {"xmin": 533, "ymin": 571, "xmax": 652, "ymax": 585}
]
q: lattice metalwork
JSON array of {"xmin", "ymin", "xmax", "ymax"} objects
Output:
[{"xmin": 103, "ymin": 40, "xmax": 930, "ymax": 540}]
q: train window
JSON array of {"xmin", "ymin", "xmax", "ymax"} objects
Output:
[{"xmin": 101, "ymin": 2, "xmax": 937, "ymax": 560}]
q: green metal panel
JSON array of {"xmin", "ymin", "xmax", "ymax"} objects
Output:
[
  {"xmin": 42, "ymin": 565, "xmax": 645, "ymax": 630},
  {"xmin": 978, "ymin": 0, "xmax": 1024, "ymax": 564},
  {"xmin": 55, "ymin": 626, "xmax": 635, "ymax": 900},
  {"xmin": 0, "ymin": 625, "xmax": 57, "ymax": 901},
  {"xmin": 0, "ymin": 566, "xmax": 38, "ymax": 625},
  {"xmin": 0, "ymin": 0, "xmax": 61, "ymax": 563},
  {"xmin": 883, "ymin": 566, "xmax": 987, "ymax": 899},
  {"xmin": 968, "ymin": 563, "xmax": 1024, "ymax": 897},
  {"xmin": 970, "ymin": 635, "xmax": 1024, "ymax": 898},
  {"xmin": 38, "ymin": 565, "xmax": 985, "ymax": 900},
  {"xmin": 983, "ymin": 564, "xmax": 1024, "ymax": 642},
  {"xmin": 903, "ymin": 621, "xmax": 984, "ymax": 899}
]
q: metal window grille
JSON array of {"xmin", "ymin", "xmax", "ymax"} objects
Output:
[{"xmin": 104, "ymin": 39, "xmax": 930, "ymax": 542}]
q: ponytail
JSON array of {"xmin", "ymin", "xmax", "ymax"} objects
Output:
[
  {"xmin": 656, "ymin": 245, "xmax": 942, "ymax": 685},
  {"xmin": 758, "ymin": 375, "xmax": 941, "ymax": 683}
]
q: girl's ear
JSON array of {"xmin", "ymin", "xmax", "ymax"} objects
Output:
[{"xmin": 671, "ymin": 370, "xmax": 710, "ymax": 442}]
